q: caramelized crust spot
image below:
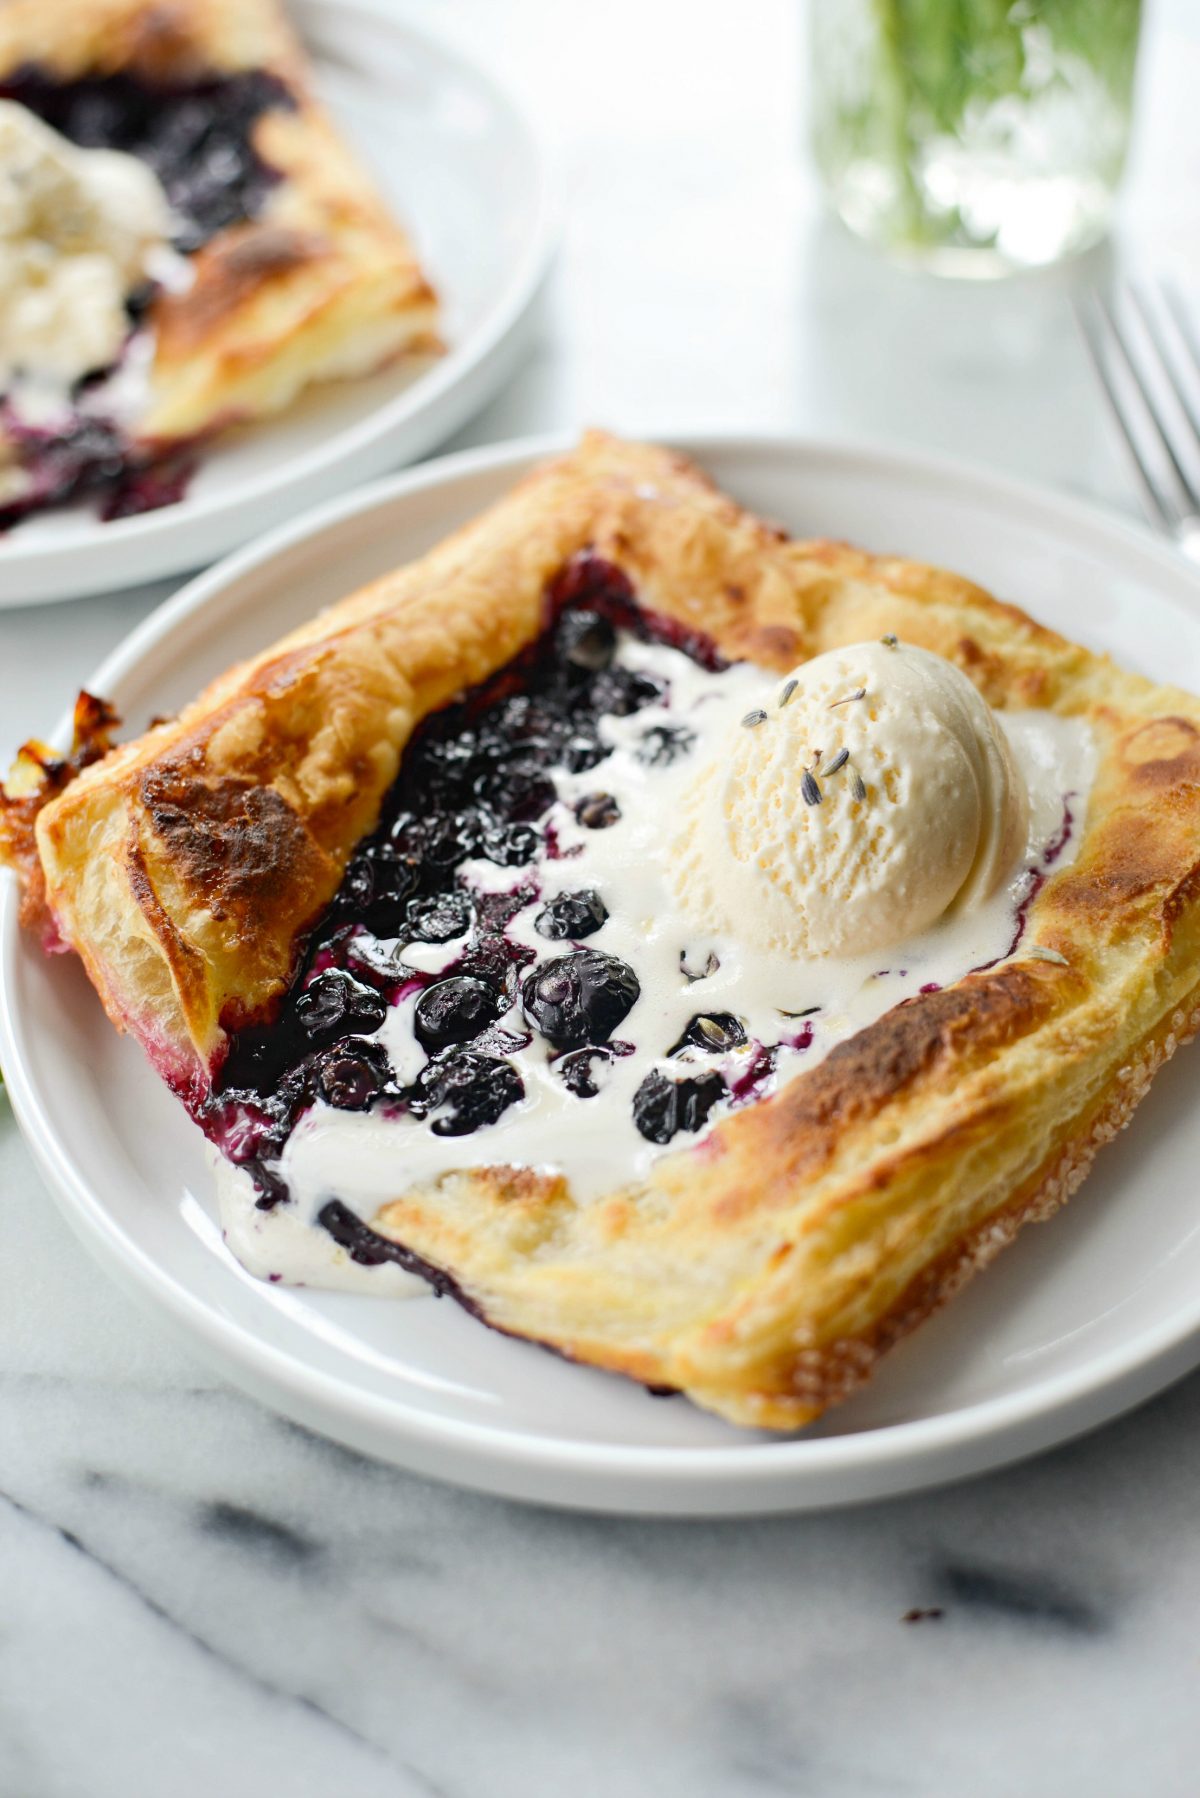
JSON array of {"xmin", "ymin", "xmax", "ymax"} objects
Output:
[
  {"xmin": 768, "ymin": 969, "xmax": 1047, "ymax": 1178},
  {"xmin": 1123, "ymin": 715, "xmax": 1200, "ymax": 775},
  {"xmin": 121, "ymin": 5, "xmax": 206, "ymax": 80},
  {"xmin": 139, "ymin": 760, "xmax": 327, "ymax": 928},
  {"xmin": 153, "ymin": 226, "xmax": 327, "ymax": 358}
]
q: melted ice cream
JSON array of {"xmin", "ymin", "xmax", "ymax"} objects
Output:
[{"xmin": 216, "ymin": 634, "xmax": 1097, "ymax": 1292}]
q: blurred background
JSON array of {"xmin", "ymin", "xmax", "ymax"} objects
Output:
[
  {"xmin": 5, "ymin": 0, "xmax": 1198, "ymax": 729},
  {"xmin": 430, "ymin": 0, "xmax": 1195, "ymax": 517}
]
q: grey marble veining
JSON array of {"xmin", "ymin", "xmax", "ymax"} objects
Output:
[
  {"xmin": 4, "ymin": 1, "xmax": 1200, "ymax": 1792},
  {"xmin": 4, "ymin": 1093, "xmax": 1200, "ymax": 1798}
]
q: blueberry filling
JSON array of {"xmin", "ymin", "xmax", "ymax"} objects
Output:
[
  {"xmin": 632, "ymin": 1067, "xmax": 726, "ymax": 1145},
  {"xmin": 534, "ymin": 888, "xmax": 609, "ymax": 941},
  {"xmin": 0, "ymin": 67, "xmax": 294, "ymax": 531},
  {"xmin": 198, "ymin": 554, "xmax": 731, "ymax": 1217},
  {"xmin": 1, "ymin": 67, "xmax": 294, "ymax": 253},
  {"xmin": 0, "ymin": 410, "xmax": 196, "ymax": 533}
]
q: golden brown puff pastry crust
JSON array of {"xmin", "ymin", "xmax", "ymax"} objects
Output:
[
  {"xmin": 6, "ymin": 432, "xmax": 1200, "ymax": 1430},
  {"xmin": 0, "ymin": 0, "xmax": 439, "ymax": 448}
]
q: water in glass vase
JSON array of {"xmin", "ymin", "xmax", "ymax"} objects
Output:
[{"xmin": 811, "ymin": 0, "xmax": 1142, "ymax": 276}]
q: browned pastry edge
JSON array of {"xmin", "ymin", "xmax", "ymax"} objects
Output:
[
  {"xmin": 697, "ymin": 979, "xmax": 1200, "ymax": 1429},
  {"xmin": 0, "ymin": 1, "xmax": 302, "ymax": 85}
]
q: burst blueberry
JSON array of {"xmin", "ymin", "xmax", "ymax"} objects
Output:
[
  {"xmin": 317, "ymin": 1040, "xmax": 392, "ymax": 1110},
  {"xmin": 410, "ymin": 1048, "xmax": 524, "ymax": 1136},
  {"xmin": 404, "ymin": 890, "xmax": 472, "ymax": 944},
  {"xmin": 632, "ymin": 1067, "xmax": 725, "ymax": 1144},
  {"xmin": 414, "ymin": 976, "xmax": 504, "ymax": 1050},
  {"xmin": 481, "ymin": 820, "xmax": 542, "ymax": 866},
  {"xmin": 556, "ymin": 1045, "xmax": 613, "ymax": 1098},
  {"xmin": 295, "ymin": 970, "xmax": 387, "ymax": 1042},
  {"xmin": 522, "ymin": 950, "xmax": 639, "ymax": 1048},
  {"xmin": 535, "ymin": 889, "xmax": 609, "ymax": 941}
]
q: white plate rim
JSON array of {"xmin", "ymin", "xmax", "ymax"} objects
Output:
[
  {"xmin": 5, "ymin": 430, "xmax": 1200, "ymax": 1514},
  {"xmin": 0, "ymin": 2, "xmax": 559, "ymax": 608}
]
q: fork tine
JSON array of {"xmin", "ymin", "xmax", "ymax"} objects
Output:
[
  {"xmin": 1163, "ymin": 281, "xmax": 1200, "ymax": 375},
  {"xmin": 1094, "ymin": 290, "xmax": 1200, "ymax": 520},
  {"xmin": 1072, "ymin": 293, "xmax": 1178, "ymax": 531},
  {"xmin": 1152, "ymin": 281, "xmax": 1200, "ymax": 439},
  {"xmin": 1127, "ymin": 283, "xmax": 1200, "ymax": 463}
]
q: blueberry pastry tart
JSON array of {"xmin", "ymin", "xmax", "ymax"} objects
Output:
[
  {"xmin": 0, "ymin": 0, "xmax": 439, "ymax": 528},
  {"xmin": 6, "ymin": 433, "xmax": 1200, "ymax": 1430}
]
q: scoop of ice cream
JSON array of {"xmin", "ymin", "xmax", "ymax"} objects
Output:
[
  {"xmin": 0, "ymin": 99, "xmax": 172, "ymax": 388},
  {"xmin": 670, "ymin": 640, "xmax": 1029, "ymax": 959}
]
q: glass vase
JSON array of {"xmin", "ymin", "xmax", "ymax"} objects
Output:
[{"xmin": 811, "ymin": 0, "xmax": 1142, "ymax": 276}]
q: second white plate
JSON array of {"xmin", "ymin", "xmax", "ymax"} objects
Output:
[
  {"xmin": 0, "ymin": 3, "xmax": 555, "ymax": 607},
  {"xmin": 5, "ymin": 434, "xmax": 1200, "ymax": 1514}
]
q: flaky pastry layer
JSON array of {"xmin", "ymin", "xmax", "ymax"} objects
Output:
[{"xmin": 6, "ymin": 432, "xmax": 1200, "ymax": 1430}]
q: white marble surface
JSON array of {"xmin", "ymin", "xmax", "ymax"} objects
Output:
[{"xmin": 3, "ymin": 1, "xmax": 1200, "ymax": 1791}]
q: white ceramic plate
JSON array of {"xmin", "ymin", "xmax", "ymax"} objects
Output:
[
  {"xmin": 6, "ymin": 434, "xmax": 1200, "ymax": 1516},
  {"xmin": 0, "ymin": 3, "xmax": 554, "ymax": 609}
]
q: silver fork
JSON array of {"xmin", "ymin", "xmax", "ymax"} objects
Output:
[{"xmin": 1073, "ymin": 283, "xmax": 1200, "ymax": 564}]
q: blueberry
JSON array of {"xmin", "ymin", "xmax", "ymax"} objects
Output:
[
  {"xmin": 670, "ymin": 1013, "xmax": 747, "ymax": 1055},
  {"xmin": 632, "ymin": 1068, "xmax": 724, "ymax": 1144},
  {"xmin": 636, "ymin": 723, "xmax": 697, "ymax": 767},
  {"xmin": 490, "ymin": 694, "xmax": 560, "ymax": 745},
  {"xmin": 405, "ymin": 890, "xmax": 472, "ymax": 944},
  {"xmin": 392, "ymin": 809, "xmax": 484, "ymax": 876},
  {"xmin": 407, "ymin": 733, "xmax": 478, "ymax": 809},
  {"xmin": 535, "ymin": 889, "xmax": 609, "ymax": 941},
  {"xmin": 481, "ymin": 820, "xmax": 542, "ymax": 866},
  {"xmin": 317, "ymin": 1040, "xmax": 392, "ymax": 1110},
  {"xmin": 410, "ymin": 1048, "xmax": 524, "ymax": 1136},
  {"xmin": 65, "ymin": 89, "xmax": 126, "ymax": 147},
  {"xmin": 472, "ymin": 759, "xmax": 557, "ymax": 822},
  {"xmin": 295, "ymin": 971, "xmax": 387, "ymax": 1042},
  {"xmin": 522, "ymin": 950, "xmax": 639, "ymax": 1048},
  {"xmin": 249, "ymin": 1161, "xmax": 289, "ymax": 1211},
  {"xmin": 459, "ymin": 933, "xmax": 534, "ymax": 988},
  {"xmin": 590, "ymin": 667, "xmax": 667, "ymax": 717},
  {"xmin": 575, "ymin": 792, "xmax": 621, "ymax": 830},
  {"xmin": 556, "ymin": 1045, "xmax": 613, "ymax": 1098},
  {"xmin": 414, "ymin": 976, "xmax": 503, "ymax": 1050},
  {"xmin": 556, "ymin": 609, "xmax": 617, "ymax": 674},
  {"xmin": 561, "ymin": 731, "xmax": 607, "ymax": 773},
  {"xmin": 340, "ymin": 848, "xmax": 419, "ymax": 931}
]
